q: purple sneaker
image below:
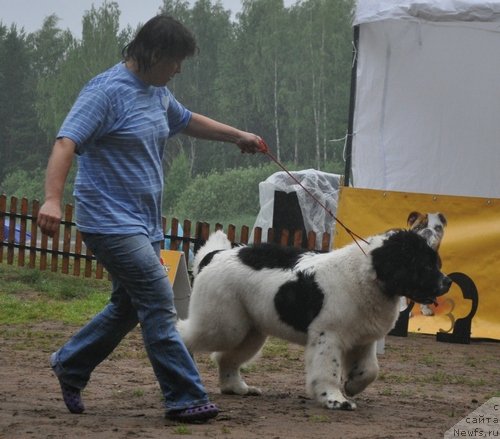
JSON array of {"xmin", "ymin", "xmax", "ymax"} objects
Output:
[{"xmin": 166, "ymin": 403, "xmax": 219, "ymax": 423}]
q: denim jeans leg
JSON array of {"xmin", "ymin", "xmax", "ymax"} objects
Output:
[
  {"xmin": 81, "ymin": 233, "xmax": 209, "ymax": 411},
  {"xmin": 51, "ymin": 276, "xmax": 139, "ymax": 389}
]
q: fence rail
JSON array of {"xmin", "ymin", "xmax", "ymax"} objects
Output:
[{"xmin": 0, "ymin": 194, "xmax": 332, "ymax": 279}]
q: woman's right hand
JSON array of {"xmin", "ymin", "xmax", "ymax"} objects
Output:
[{"xmin": 37, "ymin": 200, "xmax": 62, "ymax": 237}]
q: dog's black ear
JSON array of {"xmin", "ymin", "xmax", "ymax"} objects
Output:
[
  {"xmin": 407, "ymin": 211, "xmax": 422, "ymax": 227},
  {"xmin": 438, "ymin": 213, "xmax": 447, "ymax": 227}
]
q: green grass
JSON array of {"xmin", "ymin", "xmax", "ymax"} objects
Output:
[{"xmin": 0, "ymin": 264, "xmax": 110, "ymax": 325}]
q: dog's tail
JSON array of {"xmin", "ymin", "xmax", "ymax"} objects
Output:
[{"xmin": 192, "ymin": 230, "xmax": 232, "ymax": 277}]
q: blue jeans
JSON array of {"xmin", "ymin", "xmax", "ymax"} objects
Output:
[{"xmin": 50, "ymin": 233, "xmax": 209, "ymax": 411}]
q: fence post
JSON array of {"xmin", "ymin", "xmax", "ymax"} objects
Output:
[
  {"xmin": 50, "ymin": 222, "xmax": 60, "ymax": 273},
  {"xmin": 307, "ymin": 231, "xmax": 317, "ymax": 250},
  {"xmin": 293, "ymin": 229, "xmax": 303, "ymax": 248},
  {"xmin": 62, "ymin": 204, "xmax": 73, "ymax": 274},
  {"xmin": 253, "ymin": 227, "xmax": 262, "ymax": 245},
  {"xmin": 321, "ymin": 232, "xmax": 331, "ymax": 252},
  {"xmin": 227, "ymin": 224, "xmax": 236, "ymax": 244},
  {"xmin": 279, "ymin": 229, "xmax": 289, "ymax": 247},
  {"xmin": 182, "ymin": 219, "xmax": 191, "ymax": 266},
  {"xmin": 29, "ymin": 200, "xmax": 39, "ymax": 269},
  {"xmin": 170, "ymin": 218, "xmax": 179, "ymax": 250},
  {"xmin": 0, "ymin": 194, "xmax": 6, "ymax": 263},
  {"xmin": 7, "ymin": 196, "xmax": 18, "ymax": 265},
  {"xmin": 17, "ymin": 198, "xmax": 29, "ymax": 267},
  {"xmin": 240, "ymin": 225, "xmax": 249, "ymax": 244},
  {"xmin": 74, "ymin": 230, "xmax": 83, "ymax": 276}
]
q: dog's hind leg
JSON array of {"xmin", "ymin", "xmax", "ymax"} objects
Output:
[
  {"xmin": 214, "ymin": 330, "xmax": 267, "ymax": 396},
  {"xmin": 344, "ymin": 342, "xmax": 379, "ymax": 397}
]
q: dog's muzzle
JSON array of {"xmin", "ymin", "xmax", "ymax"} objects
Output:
[{"xmin": 409, "ymin": 274, "xmax": 453, "ymax": 305}]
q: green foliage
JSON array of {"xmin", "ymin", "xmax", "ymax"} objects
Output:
[
  {"xmin": 0, "ymin": 164, "xmax": 76, "ymax": 205},
  {"xmin": 35, "ymin": 2, "xmax": 131, "ymax": 140},
  {"xmin": 171, "ymin": 163, "xmax": 280, "ymax": 222},
  {"xmin": 0, "ymin": 168, "xmax": 45, "ymax": 202},
  {"xmin": 163, "ymin": 150, "xmax": 192, "ymax": 211},
  {"xmin": 0, "ymin": 25, "xmax": 46, "ymax": 182}
]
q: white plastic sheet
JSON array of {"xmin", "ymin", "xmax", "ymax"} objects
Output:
[
  {"xmin": 355, "ymin": 0, "xmax": 500, "ymax": 24},
  {"xmin": 251, "ymin": 170, "xmax": 341, "ymax": 247}
]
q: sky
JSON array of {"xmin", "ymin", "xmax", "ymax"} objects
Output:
[{"xmin": 0, "ymin": 0, "xmax": 294, "ymax": 37}]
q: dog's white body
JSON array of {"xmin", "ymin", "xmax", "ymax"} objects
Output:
[{"xmin": 179, "ymin": 230, "xmax": 450, "ymax": 410}]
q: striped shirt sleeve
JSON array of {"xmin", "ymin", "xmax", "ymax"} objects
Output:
[{"xmin": 58, "ymin": 87, "xmax": 116, "ymax": 154}]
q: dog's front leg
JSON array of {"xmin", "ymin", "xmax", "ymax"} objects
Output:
[
  {"xmin": 344, "ymin": 342, "xmax": 379, "ymax": 397},
  {"xmin": 305, "ymin": 331, "xmax": 356, "ymax": 410}
]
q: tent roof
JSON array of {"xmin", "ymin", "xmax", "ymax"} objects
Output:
[{"xmin": 355, "ymin": 0, "xmax": 500, "ymax": 25}]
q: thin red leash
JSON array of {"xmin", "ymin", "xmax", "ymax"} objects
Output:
[{"xmin": 258, "ymin": 140, "xmax": 369, "ymax": 254}]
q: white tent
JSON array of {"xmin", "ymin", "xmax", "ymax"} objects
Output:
[{"xmin": 347, "ymin": 0, "xmax": 500, "ymax": 198}]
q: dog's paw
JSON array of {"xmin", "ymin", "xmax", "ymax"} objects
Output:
[
  {"xmin": 325, "ymin": 398, "xmax": 357, "ymax": 410},
  {"xmin": 318, "ymin": 390, "xmax": 357, "ymax": 410},
  {"xmin": 221, "ymin": 384, "xmax": 262, "ymax": 396},
  {"xmin": 246, "ymin": 386, "xmax": 263, "ymax": 396}
]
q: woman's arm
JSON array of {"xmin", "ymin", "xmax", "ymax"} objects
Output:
[
  {"xmin": 37, "ymin": 137, "xmax": 76, "ymax": 237},
  {"xmin": 182, "ymin": 112, "xmax": 266, "ymax": 154}
]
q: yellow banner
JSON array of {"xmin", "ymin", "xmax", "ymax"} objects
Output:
[{"xmin": 334, "ymin": 187, "xmax": 500, "ymax": 340}]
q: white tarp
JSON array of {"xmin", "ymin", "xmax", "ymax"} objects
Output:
[
  {"xmin": 251, "ymin": 170, "xmax": 341, "ymax": 246},
  {"xmin": 355, "ymin": 1, "xmax": 500, "ymax": 24},
  {"xmin": 351, "ymin": 0, "xmax": 500, "ymax": 198}
]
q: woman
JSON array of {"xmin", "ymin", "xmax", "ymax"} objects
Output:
[{"xmin": 37, "ymin": 14, "xmax": 266, "ymax": 423}]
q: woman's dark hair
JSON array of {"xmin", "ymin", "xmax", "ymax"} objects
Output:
[{"xmin": 122, "ymin": 15, "xmax": 197, "ymax": 72}]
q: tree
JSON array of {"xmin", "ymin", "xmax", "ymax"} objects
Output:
[
  {"xmin": 0, "ymin": 25, "xmax": 45, "ymax": 182},
  {"xmin": 35, "ymin": 2, "xmax": 131, "ymax": 140}
]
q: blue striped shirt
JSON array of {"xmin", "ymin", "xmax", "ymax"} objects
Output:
[{"xmin": 58, "ymin": 62, "xmax": 191, "ymax": 241}]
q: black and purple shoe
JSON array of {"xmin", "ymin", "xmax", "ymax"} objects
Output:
[
  {"xmin": 166, "ymin": 403, "xmax": 219, "ymax": 423},
  {"xmin": 50, "ymin": 353, "xmax": 85, "ymax": 414}
]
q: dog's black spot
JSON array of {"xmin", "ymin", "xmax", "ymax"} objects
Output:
[
  {"xmin": 321, "ymin": 392, "xmax": 327, "ymax": 396},
  {"xmin": 198, "ymin": 250, "xmax": 222, "ymax": 273},
  {"xmin": 319, "ymin": 332, "xmax": 325, "ymax": 336},
  {"xmin": 274, "ymin": 272, "xmax": 324, "ymax": 332},
  {"xmin": 237, "ymin": 243, "xmax": 307, "ymax": 270}
]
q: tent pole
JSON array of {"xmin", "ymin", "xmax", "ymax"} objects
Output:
[{"xmin": 343, "ymin": 25, "xmax": 359, "ymax": 187}]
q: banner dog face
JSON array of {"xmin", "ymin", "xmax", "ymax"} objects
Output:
[
  {"xmin": 407, "ymin": 211, "xmax": 447, "ymax": 316},
  {"xmin": 178, "ymin": 230, "xmax": 451, "ymax": 410}
]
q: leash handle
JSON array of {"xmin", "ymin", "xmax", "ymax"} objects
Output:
[{"xmin": 258, "ymin": 139, "xmax": 368, "ymax": 254}]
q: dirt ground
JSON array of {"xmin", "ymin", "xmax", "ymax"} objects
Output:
[{"xmin": 0, "ymin": 322, "xmax": 498, "ymax": 439}]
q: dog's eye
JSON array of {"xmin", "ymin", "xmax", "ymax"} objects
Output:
[{"xmin": 435, "ymin": 225, "xmax": 443, "ymax": 232}]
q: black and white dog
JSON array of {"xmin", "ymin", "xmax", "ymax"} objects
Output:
[{"xmin": 178, "ymin": 229, "xmax": 451, "ymax": 410}]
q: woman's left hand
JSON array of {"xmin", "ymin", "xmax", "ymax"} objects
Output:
[{"xmin": 236, "ymin": 133, "xmax": 268, "ymax": 154}]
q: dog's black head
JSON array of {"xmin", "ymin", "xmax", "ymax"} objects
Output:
[{"xmin": 371, "ymin": 230, "xmax": 452, "ymax": 304}]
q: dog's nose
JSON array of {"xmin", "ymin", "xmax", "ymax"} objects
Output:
[{"xmin": 440, "ymin": 275, "xmax": 452, "ymax": 294}]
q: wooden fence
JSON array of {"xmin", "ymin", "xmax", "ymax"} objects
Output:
[{"xmin": 0, "ymin": 194, "xmax": 332, "ymax": 279}]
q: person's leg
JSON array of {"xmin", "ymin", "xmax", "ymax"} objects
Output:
[
  {"xmin": 51, "ymin": 272, "xmax": 139, "ymax": 413},
  {"xmin": 81, "ymin": 234, "xmax": 213, "ymax": 416},
  {"xmin": 51, "ymin": 278, "xmax": 138, "ymax": 387}
]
